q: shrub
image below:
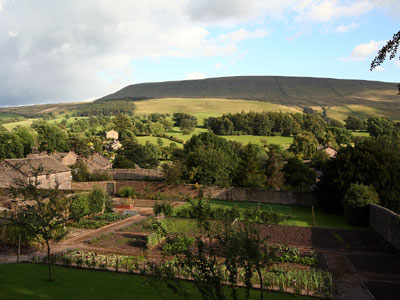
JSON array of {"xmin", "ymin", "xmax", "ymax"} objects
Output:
[
  {"xmin": 153, "ymin": 202, "xmax": 173, "ymax": 217},
  {"xmin": 88, "ymin": 187, "xmax": 106, "ymax": 214},
  {"xmin": 343, "ymin": 183, "xmax": 379, "ymax": 225},
  {"xmin": 69, "ymin": 219, "xmax": 107, "ymax": 229},
  {"xmin": 69, "ymin": 194, "xmax": 90, "ymax": 221},
  {"xmin": 118, "ymin": 187, "xmax": 135, "ymax": 198},
  {"xmin": 162, "ymin": 236, "xmax": 194, "ymax": 255}
]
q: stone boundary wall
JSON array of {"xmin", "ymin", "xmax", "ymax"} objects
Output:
[
  {"xmin": 104, "ymin": 169, "xmax": 164, "ymax": 181},
  {"xmin": 71, "ymin": 180, "xmax": 316, "ymax": 206},
  {"xmin": 370, "ymin": 204, "xmax": 400, "ymax": 250}
]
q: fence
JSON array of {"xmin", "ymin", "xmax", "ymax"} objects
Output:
[
  {"xmin": 28, "ymin": 250, "xmax": 333, "ymax": 299},
  {"xmin": 370, "ymin": 204, "xmax": 400, "ymax": 250}
]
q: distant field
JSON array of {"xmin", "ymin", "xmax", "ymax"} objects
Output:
[
  {"xmin": 2, "ymin": 119, "xmax": 35, "ymax": 130},
  {"xmin": 326, "ymin": 105, "xmax": 400, "ymax": 121},
  {"xmin": 134, "ymin": 98, "xmax": 302, "ymax": 117},
  {"xmin": 222, "ymin": 135, "xmax": 293, "ymax": 148},
  {"xmin": 352, "ymin": 131, "xmax": 370, "ymax": 137},
  {"xmin": 0, "ymin": 112, "xmax": 20, "ymax": 119},
  {"xmin": 136, "ymin": 136, "xmax": 184, "ymax": 148}
]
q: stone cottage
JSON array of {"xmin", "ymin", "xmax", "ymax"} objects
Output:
[
  {"xmin": 317, "ymin": 145, "xmax": 337, "ymax": 158},
  {"xmin": 105, "ymin": 130, "xmax": 119, "ymax": 140},
  {"xmin": 0, "ymin": 156, "xmax": 72, "ymax": 190},
  {"xmin": 84, "ymin": 153, "xmax": 112, "ymax": 172}
]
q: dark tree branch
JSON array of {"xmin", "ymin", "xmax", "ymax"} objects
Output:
[{"xmin": 370, "ymin": 30, "xmax": 400, "ymax": 70}]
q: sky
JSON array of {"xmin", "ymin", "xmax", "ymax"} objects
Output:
[{"xmin": 0, "ymin": 0, "xmax": 399, "ymax": 107}]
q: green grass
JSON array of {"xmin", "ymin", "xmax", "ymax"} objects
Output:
[
  {"xmin": 221, "ymin": 135, "xmax": 293, "ymax": 148},
  {"xmin": 0, "ymin": 112, "xmax": 20, "ymax": 119},
  {"xmin": 176, "ymin": 200, "xmax": 366, "ymax": 230},
  {"xmin": 3, "ymin": 119, "xmax": 35, "ymax": 130},
  {"xmin": 352, "ymin": 131, "xmax": 370, "ymax": 137},
  {"xmin": 136, "ymin": 136, "xmax": 184, "ymax": 148},
  {"xmin": 0, "ymin": 264, "xmax": 312, "ymax": 300}
]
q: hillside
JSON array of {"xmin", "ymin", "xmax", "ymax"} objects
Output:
[{"xmin": 99, "ymin": 76, "xmax": 399, "ymax": 107}]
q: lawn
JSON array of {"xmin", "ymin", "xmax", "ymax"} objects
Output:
[
  {"xmin": 176, "ymin": 199, "xmax": 366, "ymax": 230},
  {"xmin": 136, "ymin": 136, "xmax": 184, "ymax": 148},
  {"xmin": 0, "ymin": 263, "xmax": 313, "ymax": 300}
]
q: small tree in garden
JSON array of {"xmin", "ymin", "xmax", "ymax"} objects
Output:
[
  {"xmin": 10, "ymin": 168, "xmax": 70, "ymax": 281},
  {"xmin": 343, "ymin": 183, "xmax": 379, "ymax": 225}
]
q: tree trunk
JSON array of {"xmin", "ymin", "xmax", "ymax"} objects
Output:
[
  {"xmin": 46, "ymin": 239, "xmax": 53, "ymax": 281},
  {"xmin": 257, "ymin": 268, "xmax": 264, "ymax": 300},
  {"xmin": 17, "ymin": 234, "xmax": 21, "ymax": 263}
]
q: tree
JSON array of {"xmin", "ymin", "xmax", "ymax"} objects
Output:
[
  {"xmin": 371, "ymin": 30, "xmax": 400, "ymax": 70},
  {"xmin": 180, "ymin": 118, "xmax": 196, "ymax": 135},
  {"xmin": 288, "ymin": 131, "xmax": 319, "ymax": 159},
  {"xmin": 283, "ymin": 158, "xmax": 316, "ymax": 191},
  {"xmin": 345, "ymin": 115, "xmax": 363, "ymax": 131},
  {"xmin": 343, "ymin": 183, "xmax": 379, "ymax": 225},
  {"xmin": 10, "ymin": 170, "xmax": 70, "ymax": 281},
  {"xmin": 236, "ymin": 144, "xmax": 266, "ymax": 188},
  {"xmin": 366, "ymin": 117, "xmax": 395, "ymax": 137},
  {"xmin": 265, "ymin": 146, "xmax": 284, "ymax": 190},
  {"xmin": 32, "ymin": 121, "xmax": 69, "ymax": 153}
]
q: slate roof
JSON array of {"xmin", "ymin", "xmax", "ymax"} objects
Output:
[{"xmin": 3, "ymin": 157, "xmax": 71, "ymax": 176}]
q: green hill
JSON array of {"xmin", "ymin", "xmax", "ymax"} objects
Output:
[{"xmin": 99, "ymin": 76, "xmax": 399, "ymax": 107}]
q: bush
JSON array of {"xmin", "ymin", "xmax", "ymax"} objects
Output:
[
  {"xmin": 118, "ymin": 187, "xmax": 135, "ymax": 198},
  {"xmin": 343, "ymin": 183, "xmax": 379, "ymax": 225},
  {"xmin": 92, "ymin": 212, "xmax": 128, "ymax": 222},
  {"xmin": 69, "ymin": 219, "xmax": 107, "ymax": 229},
  {"xmin": 162, "ymin": 236, "xmax": 194, "ymax": 254},
  {"xmin": 153, "ymin": 202, "xmax": 173, "ymax": 217},
  {"xmin": 69, "ymin": 194, "xmax": 90, "ymax": 221},
  {"xmin": 88, "ymin": 187, "xmax": 107, "ymax": 214}
]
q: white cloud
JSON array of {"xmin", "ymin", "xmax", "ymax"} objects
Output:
[
  {"xmin": 185, "ymin": 72, "xmax": 207, "ymax": 80},
  {"xmin": 338, "ymin": 40, "xmax": 385, "ymax": 61},
  {"xmin": 217, "ymin": 28, "xmax": 269, "ymax": 43},
  {"xmin": 336, "ymin": 22, "xmax": 359, "ymax": 33}
]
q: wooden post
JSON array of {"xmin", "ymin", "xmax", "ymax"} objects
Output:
[
  {"xmin": 311, "ymin": 206, "xmax": 316, "ymax": 226},
  {"xmin": 17, "ymin": 234, "xmax": 21, "ymax": 263}
]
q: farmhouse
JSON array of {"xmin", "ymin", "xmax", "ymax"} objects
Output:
[
  {"xmin": 317, "ymin": 145, "xmax": 337, "ymax": 158},
  {"xmin": 84, "ymin": 153, "xmax": 112, "ymax": 172},
  {"xmin": 52, "ymin": 151, "xmax": 78, "ymax": 166},
  {"xmin": 0, "ymin": 156, "xmax": 72, "ymax": 189},
  {"xmin": 105, "ymin": 130, "xmax": 119, "ymax": 140}
]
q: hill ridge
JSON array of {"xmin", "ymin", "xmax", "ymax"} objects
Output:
[{"xmin": 99, "ymin": 75, "xmax": 399, "ymax": 107}]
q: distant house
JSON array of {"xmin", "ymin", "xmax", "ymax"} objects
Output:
[
  {"xmin": 317, "ymin": 145, "xmax": 337, "ymax": 158},
  {"xmin": 52, "ymin": 151, "xmax": 78, "ymax": 166},
  {"xmin": 84, "ymin": 153, "xmax": 112, "ymax": 172},
  {"xmin": 27, "ymin": 151, "xmax": 77, "ymax": 166},
  {"xmin": 105, "ymin": 130, "xmax": 118, "ymax": 140},
  {"xmin": 108, "ymin": 140, "xmax": 122, "ymax": 151},
  {"xmin": 0, "ymin": 157, "xmax": 72, "ymax": 189}
]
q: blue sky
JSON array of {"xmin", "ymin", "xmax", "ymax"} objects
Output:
[{"xmin": 0, "ymin": 0, "xmax": 399, "ymax": 106}]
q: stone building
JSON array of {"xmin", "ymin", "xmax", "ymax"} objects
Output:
[
  {"xmin": 105, "ymin": 130, "xmax": 118, "ymax": 140},
  {"xmin": 52, "ymin": 151, "xmax": 78, "ymax": 166},
  {"xmin": 84, "ymin": 153, "xmax": 112, "ymax": 172},
  {"xmin": 0, "ymin": 156, "xmax": 72, "ymax": 189},
  {"xmin": 316, "ymin": 145, "xmax": 337, "ymax": 158}
]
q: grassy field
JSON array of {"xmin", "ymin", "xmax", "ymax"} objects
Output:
[
  {"xmin": 133, "ymin": 98, "xmax": 301, "ymax": 117},
  {"xmin": 326, "ymin": 104, "xmax": 400, "ymax": 122},
  {"xmin": 221, "ymin": 135, "xmax": 293, "ymax": 148},
  {"xmin": 352, "ymin": 131, "xmax": 370, "ymax": 137},
  {"xmin": 0, "ymin": 264, "xmax": 313, "ymax": 300},
  {"xmin": 136, "ymin": 136, "xmax": 184, "ymax": 148},
  {"xmin": 175, "ymin": 200, "xmax": 366, "ymax": 230}
]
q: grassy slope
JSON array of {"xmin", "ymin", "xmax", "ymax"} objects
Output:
[
  {"xmin": 0, "ymin": 264, "xmax": 312, "ymax": 300},
  {"xmin": 101, "ymin": 76, "xmax": 399, "ymax": 107}
]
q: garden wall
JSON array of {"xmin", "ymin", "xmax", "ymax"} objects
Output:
[
  {"xmin": 71, "ymin": 181, "xmax": 317, "ymax": 206},
  {"xmin": 370, "ymin": 204, "xmax": 400, "ymax": 250}
]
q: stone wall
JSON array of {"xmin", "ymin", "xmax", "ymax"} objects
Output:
[
  {"xmin": 71, "ymin": 180, "xmax": 317, "ymax": 206},
  {"xmin": 71, "ymin": 181, "xmax": 114, "ymax": 194},
  {"xmin": 370, "ymin": 204, "xmax": 400, "ymax": 250},
  {"xmin": 105, "ymin": 169, "xmax": 164, "ymax": 181}
]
